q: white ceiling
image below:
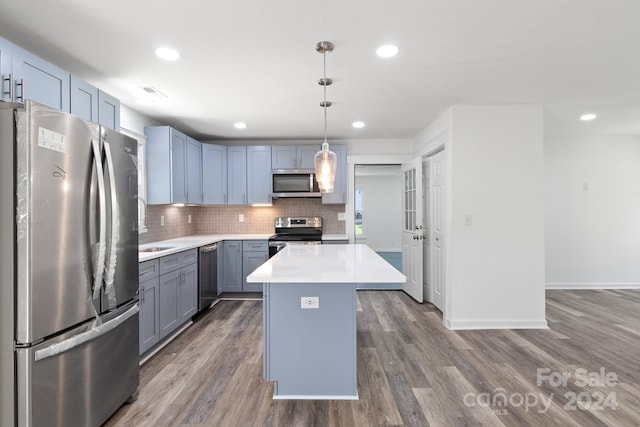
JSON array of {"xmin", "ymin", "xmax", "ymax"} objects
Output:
[{"xmin": 1, "ymin": 0, "xmax": 639, "ymax": 141}]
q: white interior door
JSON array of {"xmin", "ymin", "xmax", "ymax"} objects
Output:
[
  {"xmin": 430, "ymin": 150, "xmax": 445, "ymax": 311},
  {"xmin": 401, "ymin": 157, "xmax": 423, "ymax": 302},
  {"xmin": 422, "ymin": 159, "xmax": 431, "ymax": 301}
]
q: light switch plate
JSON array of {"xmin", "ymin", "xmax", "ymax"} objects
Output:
[{"xmin": 338, "ymin": 212, "xmax": 346, "ymax": 221}]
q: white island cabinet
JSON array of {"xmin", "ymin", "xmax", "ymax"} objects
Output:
[{"xmin": 247, "ymin": 244, "xmax": 406, "ymax": 399}]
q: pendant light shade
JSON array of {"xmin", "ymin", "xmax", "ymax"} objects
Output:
[
  {"xmin": 315, "ymin": 141, "xmax": 337, "ymax": 193},
  {"xmin": 314, "ymin": 41, "xmax": 337, "ymax": 193}
]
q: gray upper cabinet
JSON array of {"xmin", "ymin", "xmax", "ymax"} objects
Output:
[
  {"xmin": 170, "ymin": 130, "xmax": 187, "ymax": 204},
  {"xmin": 70, "ymin": 75, "xmax": 98, "ymax": 122},
  {"xmin": 322, "ymin": 144, "xmax": 348, "ymax": 204},
  {"xmin": 297, "ymin": 145, "xmax": 320, "ymax": 169},
  {"xmin": 247, "ymin": 146, "xmax": 272, "ymax": 204},
  {"xmin": 1, "ymin": 37, "xmax": 119, "ymax": 125},
  {"xmin": 202, "ymin": 143, "xmax": 227, "ymax": 204},
  {"xmin": 97, "ymin": 89, "xmax": 120, "ymax": 131},
  {"xmin": 1, "ymin": 38, "xmax": 14, "ymax": 102},
  {"xmin": 186, "ymin": 137, "xmax": 203, "ymax": 204},
  {"xmin": 227, "ymin": 146, "xmax": 247, "ymax": 205},
  {"xmin": 146, "ymin": 126, "xmax": 203, "ymax": 205},
  {"xmin": 70, "ymin": 77, "xmax": 121, "ymax": 130},
  {"xmin": 11, "ymin": 45, "xmax": 70, "ymax": 112},
  {"xmin": 272, "ymin": 145, "xmax": 320, "ymax": 169}
]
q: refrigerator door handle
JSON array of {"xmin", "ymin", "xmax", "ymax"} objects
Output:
[
  {"xmin": 91, "ymin": 139, "xmax": 107, "ymax": 301},
  {"xmin": 102, "ymin": 141, "xmax": 119, "ymax": 309},
  {"xmin": 33, "ymin": 303, "xmax": 139, "ymax": 362}
]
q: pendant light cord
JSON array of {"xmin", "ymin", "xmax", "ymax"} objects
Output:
[{"xmin": 323, "ymin": 50, "xmax": 328, "ymax": 145}]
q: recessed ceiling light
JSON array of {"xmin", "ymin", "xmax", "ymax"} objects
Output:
[
  {"xmin": 352, "ymin": 121, "xmax": 365, "ymax": 128},
  {"xmin": 155, "ymin": 47, "xmax": 180, "ymax": 61},
  {"xmin": 234, "ymin": 122, "xmax": 247, "ymax": 129},
  {"xmin": 580, "ymin": 113, "xmax": 597, "ymax": 121},
  {"xmin": 376, "ymin": 45, "xmax": 399, "ymax": 58}
]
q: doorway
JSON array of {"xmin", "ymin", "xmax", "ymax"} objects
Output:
[{"xmin": 354, "ymin": 164, "xmax": 402, "ymax": 290}]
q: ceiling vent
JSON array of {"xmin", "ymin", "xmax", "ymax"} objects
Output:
[{"xmin": 141, "ymin": 86, "xmax": 167, "ymax": 99}]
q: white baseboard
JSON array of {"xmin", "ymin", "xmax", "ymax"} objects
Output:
[
  {"xmin": 546, "ymin": 282, "xmax": 640, "ymax": 290},
  {"xmin": 273, "ymin": 394, "xmax": 359, "ymax": 400},
  {"xmin": 445, "ymin": 318, "xmax": 549, "ymax": 330}
]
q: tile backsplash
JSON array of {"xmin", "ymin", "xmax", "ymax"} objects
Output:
[{"xmin": 140, "ymin": 199, "xmax": 346, "ymax": 244}]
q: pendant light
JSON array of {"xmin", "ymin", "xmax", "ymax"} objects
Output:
[{"xmin": 314, "ymin": 41, "xmax": 337, "ymax": 193}]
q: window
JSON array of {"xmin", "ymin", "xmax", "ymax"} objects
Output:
[{"xmin": 355, "ymin": 187, "xmax": 365, "ymax": 237}]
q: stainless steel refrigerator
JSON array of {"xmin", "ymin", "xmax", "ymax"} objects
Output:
[{"xmin": 0, "ymin": 100, "xmax": 140, "ymax": 426}]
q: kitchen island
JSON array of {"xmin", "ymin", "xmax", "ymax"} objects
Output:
[{"xmin": 247, "ymin": 244, "xmax": 406, "ymax": 399}]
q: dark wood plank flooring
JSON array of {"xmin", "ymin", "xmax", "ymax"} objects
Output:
[{"xmin": 105, "ymin": 290, "xmax": 640, "ymax": 426}]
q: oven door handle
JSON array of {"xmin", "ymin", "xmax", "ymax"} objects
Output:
[{"xmin": 283, "ymin": 241, "xmax": 322, "ymax": 245}]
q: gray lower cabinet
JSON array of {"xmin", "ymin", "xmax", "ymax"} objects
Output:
[
  {"xmin": 222, "ymin": 240, "xmax": 243, "ymax": 292},
  {"xmin": 242, "ymin": 240, "xmax": 268, "ymax": 292},
  {"xmin": 221, "ymin": 240, "xmax": 268, "ymax": 293},
  {"xmin": 155, "ymin": 249, "xmax": 198, "ymax": 343},
  {"xmin": 159, "ymin": 269, "xmax": 181, "ymax": 339},
  {"xmin": 139, "ymin": 259, "xmax": 160, "ymax": 355}
]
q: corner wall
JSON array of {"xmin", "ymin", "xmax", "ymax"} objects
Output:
[
  {"xmin": 415, "ymin": 105, "xmax": 547, "ymax": 330},
  {"xmin": 545, "ymin": 135, "xmax": 640, "ymax": 288}
]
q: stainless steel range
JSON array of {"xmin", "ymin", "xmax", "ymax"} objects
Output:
[{"xmin": 268, "ymin": 217, "xmax": 323, "ymax": 257}]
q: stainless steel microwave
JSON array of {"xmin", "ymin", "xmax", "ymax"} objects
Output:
[{"xmin": 271, "ymin": 170, "xmax": 321, "ymax": 198}]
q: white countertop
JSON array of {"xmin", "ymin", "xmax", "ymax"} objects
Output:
[
  {"xmin": 247, "ymin": 244, "xmax": 406, "ymax": 284},
  {"xmin": 139, "ymin": 234, "xmax": 272, "ymax": 262}
]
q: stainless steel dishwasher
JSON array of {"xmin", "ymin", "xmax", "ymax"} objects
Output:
[{"xmin": 198, "ymin": 243, "xmax": 219, "ymax": 310}]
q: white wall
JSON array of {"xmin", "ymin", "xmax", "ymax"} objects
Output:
[
  {"xmin": 545, "ymin": 135, "xmax": 640, "ymax": 288},
  {"xmin": 354, "ymin": 172, "xmax": 402, "ymax": 251},
  {"xmin": 120, "ymin": 104, "xmax": 161, "ymax": 135},
  {"xmin": 415, "ymin": 105, "xmax": 547, "ymax": 330}
]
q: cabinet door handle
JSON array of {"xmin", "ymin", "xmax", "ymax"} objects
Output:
[
  {"xmin": 15, "ymin": 79, "xmax": 24, "ymax": 102},
  {"xmin": 2, "ymin": 74, "xmax": 13, "ymax": 100},
  {"xmin": 140, "ymin": 287, "xmax": 145, "ymax": 303}
]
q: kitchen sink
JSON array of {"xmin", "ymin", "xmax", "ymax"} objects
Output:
[{"xmin": 139, "ymin": 246, "xmax": 176, "ymax": 253}]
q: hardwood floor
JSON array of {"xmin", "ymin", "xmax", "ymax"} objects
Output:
[{"xmin": 105, "ymin": 290, "xmax": 640, "ymax": 426}]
